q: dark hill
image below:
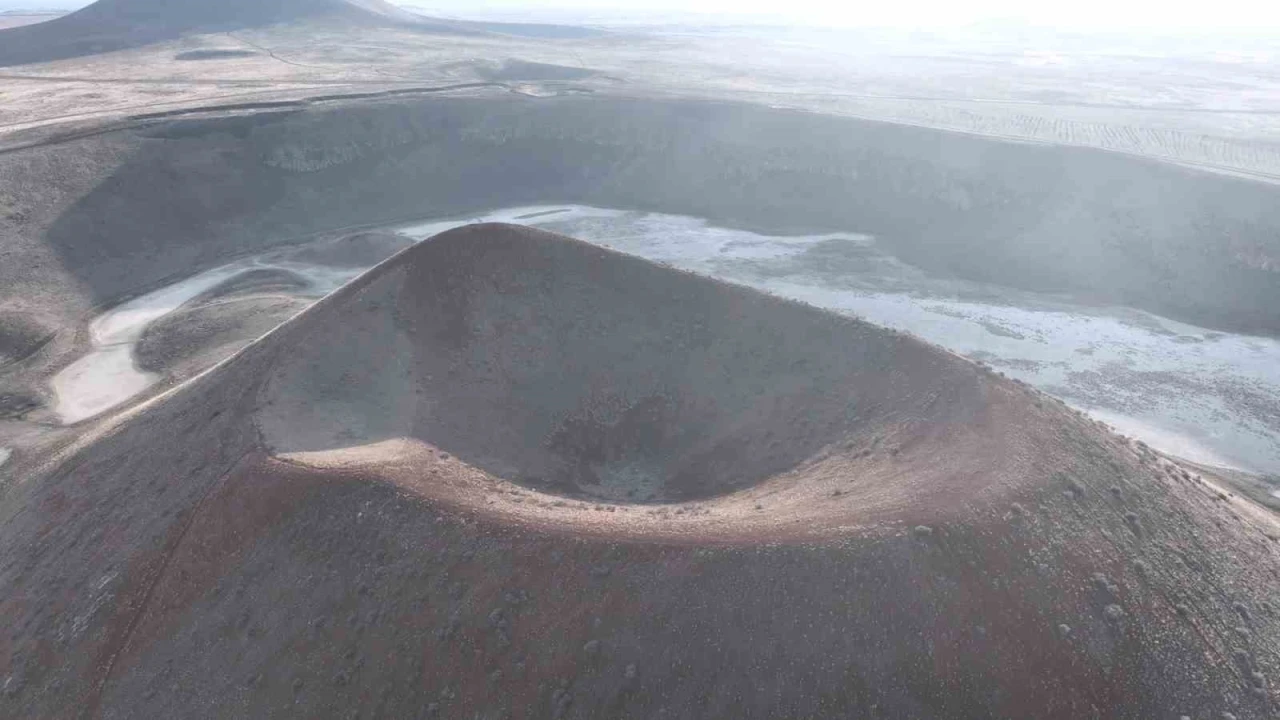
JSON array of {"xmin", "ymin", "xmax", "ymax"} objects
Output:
[
  {"xmin": 0, "ymin": 224, "xmax": 1278, "ymax": 718},
  {"xmin": 0, "ymin": 0, "xmax": 447, "ymax": 66}
]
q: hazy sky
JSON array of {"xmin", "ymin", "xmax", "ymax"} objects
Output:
[
  {"xmin": 416, "ymin": 0, "xmax": 1280, "ymax": 32},
  {"xmin": 1, "ymin": 0, "xmax": 1276, "ymax": 32}
]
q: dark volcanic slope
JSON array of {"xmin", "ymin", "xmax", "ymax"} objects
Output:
[
  {"xmin": 2, "ymin": 225, "xmax": 1279, "ymax": 719},
  {"xmin": 0, "ymin": 0, "xmax": 432, "ymax": 66}
]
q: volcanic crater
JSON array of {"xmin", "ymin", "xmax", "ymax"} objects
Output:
[
  {"xmin": 3, "ymin": 223, "xmax": 1279, "ymax": 719},
  {"xmin": 260, "ymin": 224, "xmax": 1097, "ymax": 541}
]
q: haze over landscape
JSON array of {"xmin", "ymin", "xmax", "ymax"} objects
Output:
[
  {"xmin": 0, "ymin": 0, "xmax": 1278, "ymax": 718},
  {"xmin": 3, "ymin": 0, "xmax": 1279, "ymax": 30}
]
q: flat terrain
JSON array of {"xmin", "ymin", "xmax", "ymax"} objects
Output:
[
  {"xmin": 4, "ymin": 19, "xmax": 1280, "ymax": 180},
  {"xmin": 0, "ymin": 12, "xmax": 61, "ymax": 30}
]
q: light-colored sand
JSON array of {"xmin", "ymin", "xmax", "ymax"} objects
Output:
[
  {"xmin": 1085, "ymin": 409, "xmax": 1242, "ymax": 471},
  {"xmin": 50, "ymin": 258, "xmax": 365, "ymax": 424}
]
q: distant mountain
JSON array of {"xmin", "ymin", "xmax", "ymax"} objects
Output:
[
  {"xmin": 68, "ymin": 0, "xmax": 422, "ymax": 25},
  {"xmin": 0, "ymin": 0, "xmax": 450, "ymax": 66}
]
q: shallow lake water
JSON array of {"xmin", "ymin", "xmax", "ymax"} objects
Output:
[{"xmin": 51, "ymin": 205, "xmax": 1280, "ymax": 479}]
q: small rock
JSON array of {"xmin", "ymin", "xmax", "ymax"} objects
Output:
[
  {"xmin": 624, "ymin": 663, "xmax": 637, "ymax": 679},
  {"xmin": 3, "ymin": 674, "xmax": 24, "ymax": 698},
  {"xmin": 583, "ymin": 640, "xmax": 601, "ymax": 655},
  {"xmin": 913, "ymin": 525, "xmax": 933, "ymax": 538},
  {"xmin": 1103, "ymin": 604, "xmax": 1125, "ymax": 622},
  {"xmin": 1232, "ymin": 602, "xmax": 1250, "ymax": 621},
  {"xmin": 1058, "ymin": 624, "xmax": 1072, "ymax": 637},
  {"xmin": 1092, "ymin": 573, "xmax": 1119, "ymax": 596}
]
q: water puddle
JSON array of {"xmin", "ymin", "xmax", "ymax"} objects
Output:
[{"xmin": 0, "ymin": 447, "xmax": 10, "ymax": 469}]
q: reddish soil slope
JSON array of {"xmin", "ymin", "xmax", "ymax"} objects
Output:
[{"xmin": 0, "ymin": 224, "xmax": 1277, "ymax": 719}]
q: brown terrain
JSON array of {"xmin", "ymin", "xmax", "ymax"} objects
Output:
[{"xmin": 0, "ymin": 224, "xmax": 1277, "ymax": 718}]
